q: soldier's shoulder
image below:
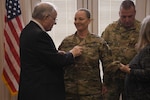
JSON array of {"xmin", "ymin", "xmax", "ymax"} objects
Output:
[
  {"xmin": 105, "ymin": 21, "xmax": 118, "ymax": 29},
  {"xmin": 135, "ymin": 19, "xmax": 141, "ymax": 27},
  {"xmin": 90, "ymin": 33, "xmax": 104, "ymax": 40},
  {"xmin": 134, "ymin": 19, "xmax": 141, "ymax": 31},
  {"xmin": 135, "ymin": 19, "xmax": 141, "ymax": 23},
  {"xmin": 89, "ymin": 33, "xmax": 105, "ymax": 43},
  {"xmin": 90, "ymin": 33, "xmax": 100, "ymax": 38},
  {"xmin": 91, "ymin": 33, "xmax": 108, "ymax": 44},
  {"xmin": 63, "ymin": 34, "xmax": 74, "ymax": 40}
]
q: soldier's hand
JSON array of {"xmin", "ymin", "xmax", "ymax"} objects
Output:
[
  {"xmin": 119, "ymin": 63, "xmax": 131, "ymax": 74},
  {"xmin": 69, "ymin": 45, "xmax": 83, "ymax": 57}
]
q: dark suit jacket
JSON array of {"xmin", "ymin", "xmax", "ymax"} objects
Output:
[{"xmin": 18, "ymin": 21, "xmax": 74, "ymax": 100}]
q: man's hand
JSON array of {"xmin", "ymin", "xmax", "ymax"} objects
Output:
[
  {"xmin": 69, "ymin": 45, "xmax": 83, "ymax": 57},
  {"xmin": 58, "ymin": 50, "xmax": 66, "ymax": 55}
]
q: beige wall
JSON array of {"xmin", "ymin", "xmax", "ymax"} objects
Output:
[
  {"xmin": 0, "ymin": 0, "xmax": 149, "ymax": 100},
  {"xmin": 136, "ymin": 0, "xmax": 150, "ymax": 21},
  {"xmin": 0, "ymin": 0, "xmax": 5, "ymax": 99}
]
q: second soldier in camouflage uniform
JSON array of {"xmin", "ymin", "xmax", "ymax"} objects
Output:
[
  {"xmin": 101, "ymin": 0, "xmax": 141, "ymax": 100},
  {"xmin": 58, "ymin": 8, "xmax": 110, "ymax": 100}
]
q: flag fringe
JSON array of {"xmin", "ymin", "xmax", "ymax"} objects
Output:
[{"xmin": 2, "ymin": 75, "xmax": 18, "ymax": 95}]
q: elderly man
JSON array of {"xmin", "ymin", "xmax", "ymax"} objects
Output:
[{"xmin": 18, "ymin": 2, "xmax": 82, "ymax": 100}]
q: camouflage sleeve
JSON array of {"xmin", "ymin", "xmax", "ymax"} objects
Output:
[
  {"xmin": 101, "ymin": 24, "xmax": 112, "ymax": 42},
  {"xmin": 58, "ymin": 37, "xmax": 72, "ymax": 52},
  {"xmin": 99, "ymin": 37, "xmax": 112, "ymax": 71},
  {"xmin": 101, "ymin": 20, "xmax": 141, "ymax": 85},
  {"xmin": 99, "ymin": 37, "xmax": 115, "ymax": 85},
  {"xmin": 100, "ymin": 26, "xmax": 125, "ymax": 85},
  {"xmin": 58, "ymin": 39, "xmax": 65, "ymax": 51}
]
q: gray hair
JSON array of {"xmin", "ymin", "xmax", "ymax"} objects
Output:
[
  {"xmin": 32, "ymin": 2, "xmax": 57, "ymax": 20},
  {"xmin": 137, "ymin": 15, "xmax": 150, "ymax": 51}
]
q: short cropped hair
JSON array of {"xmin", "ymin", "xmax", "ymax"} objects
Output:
[{"xmin": 120, "ymin": 0, "xmax": 135, "ymax": 10}]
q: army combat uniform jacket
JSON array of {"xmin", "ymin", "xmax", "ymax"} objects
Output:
[
  {"xmin": 58, "ymin": 32, "xmax": 110, "ymax": 100},
  {"xmin": 101, "ymin": 20, "xmax": 141, "ymax": 100}
]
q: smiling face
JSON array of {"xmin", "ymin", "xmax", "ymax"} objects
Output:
[{"xmin": 74, "ymin": 10, "xmax": 91, "ymax": 32}]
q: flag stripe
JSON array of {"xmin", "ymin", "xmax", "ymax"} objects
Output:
[
  {"xmin": 3, "ymin": 69, "xmax": 17, "ymax": 93},
  {"xmin": 11, "ymin": 16, "xmax": 23, "ymax": 38},
  {"xmin": 4, "ymin": 24, "xmax": 19, "ymax": 56},
  {"xmin": 16, "ymin": 16, "xmax": 23, "ymax": 30},
  {"xmin": 7, "ymin": 20, "xmax": 20, "ymax": 45},
  {"xmin": 4, "ymin": 29, "xmax": 20, "ymax": 65},
  {"xmin": 4, "ymin": 57, "xmax": 19, "ymax": 91},
  {"xmin": 4, "ymin": 36, "xmax": 20, "ymax": 75},
  {"xmin": 2, "ymin": 0, "xmax": 24, "ymax": 95},
  {"xmin": 5, "ymin": 50, "xmax": 19, "ymax": 83}
]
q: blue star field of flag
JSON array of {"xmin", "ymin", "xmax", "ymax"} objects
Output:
[{"xmin": 6, "ymin": 0, "xmax": 21, "ymax": 20}]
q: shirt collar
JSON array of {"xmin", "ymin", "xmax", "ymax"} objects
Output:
[{"xmin": 31, "ymin": 18, "xmax": 46, "ymax": 32}]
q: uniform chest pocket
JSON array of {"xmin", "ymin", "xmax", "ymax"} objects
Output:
[{"xmin": 83, "ymin": 43, "xmax": 99, "ymax": 56}]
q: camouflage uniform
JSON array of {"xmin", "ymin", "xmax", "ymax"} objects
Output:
[
  {"xmin": 101, "ymin": 20, "xmax": 141, "ymax": 100},
  {"xmin": 58, "ymin": 32, "xmax": 110, "ymax": 100}
]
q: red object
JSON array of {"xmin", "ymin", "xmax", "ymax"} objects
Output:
[{"xmin": 2, "ymin": 0, "xmax": 24, "ymax": 95}]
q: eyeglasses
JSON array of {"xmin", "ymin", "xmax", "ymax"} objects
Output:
[{"xmin": 48, "ymin": 15, "xmax": 57, "ymax": 24}]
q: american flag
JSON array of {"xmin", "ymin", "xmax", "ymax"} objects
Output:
[{"xmin": 2, "ymin": 0, "xmax": 24, "ymax": 95}]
